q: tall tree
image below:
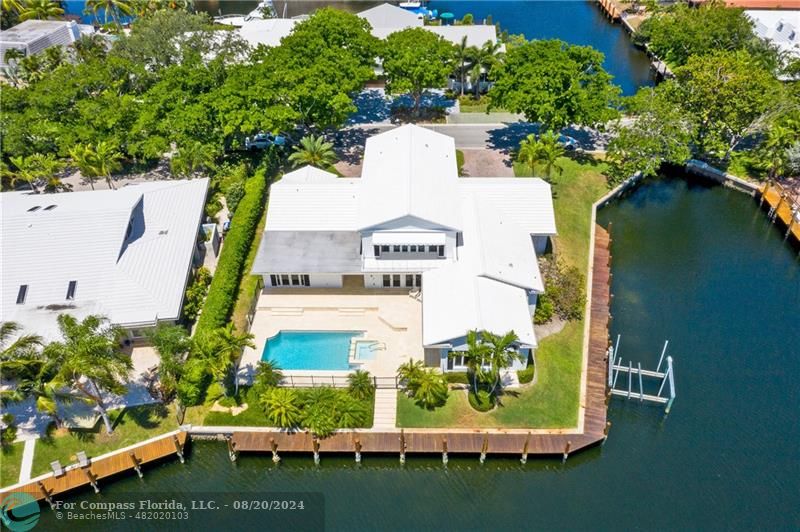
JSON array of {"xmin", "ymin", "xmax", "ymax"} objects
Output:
[
  {"xmin": 455, "ymin": 330, "xmax": 491, "ymax": 395},
  {"xmin": 382, "ymin": 27, "xmax": 455, "ymax": 116},
  {"xmin": 488, "ymin": 39, "xmax": 620, "ymax": 131},
  {"xmin": 7, "ymin": 153, "xmax": 61, "ymax": 192},
  {"xmin": 454, "ymin": 36, "xmax": 471, "ymax": 97},
  {"xmin": 535, "ymin": 130, "xmax": 566, "ymax": 181},
  {"xmin": 86, "ymin": 0, "xmax": 134, "ymax": 27},
  {"xmin": 170, "ymin": 141, "xmax": 217, "ymax": 178},
  {"xmin": 43, "ymin": 315, "xmax": 132, "ymax": 434},
  {"xmin": 93, "ymin": 141, "xmax": 124, "ymax": 189},
  {"xmin": 147, "ymin": 324, "xmax": 191, "ymax": 402},
  {"xmin": 482, "ymin": 331, "xmax": 523, "ymax": 395}
]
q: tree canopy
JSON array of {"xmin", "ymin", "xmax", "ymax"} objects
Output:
[{"xmin": 488, "ymin": 39, "xmax": 620, "ymax": 131}]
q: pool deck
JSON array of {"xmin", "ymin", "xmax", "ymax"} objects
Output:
[{"xmin": 238, "ymin": 283, "xmax": 424, "ymax": 383}]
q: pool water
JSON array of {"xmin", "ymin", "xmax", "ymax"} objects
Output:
[
  {"xmin": 355, "ymin": 341, "xmax": 378, "ymax": 361},
  {"xmin": 262, "ymin": 331, "xmax": 360, "ymax": 370}
]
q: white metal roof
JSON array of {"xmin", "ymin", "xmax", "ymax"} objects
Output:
[
  {"xmin": 422, "ymin": 267, "xmax": 536, "ymax": 347},
  {"xmin": 459, "ymin": 178, "xmax": 557, "ymax": 235},
  {"xmin": 236, "ymin": 18, "xmax": 299, "ymax": 48},
  {"xmin": 265, "ymin": 178, "xmax": 361, "ymax": 231},
  {"xmin": 0, "ymin": 20, "xmax": 84, "ymax": 66},
  {"xmin": 747, "ymin": 10, "xmax": 800, "ymax": 58},
  {"xmin": 358, "ymin": 3, "xmax": 423, "ymax": 29},
  {"xmin": 426, "ymin": 25, "xmax": 500, "ymax": 47},
  {"xmin": 280, "ymin": 165, "xmax": 340, "ymax": 183},
  {"xmin": 0, "ymin": 179, "xmax": 208, "ymax": 340},
  {"xmin": 358, "ymin": 125, "xmax": 461, "ymax": 230}
]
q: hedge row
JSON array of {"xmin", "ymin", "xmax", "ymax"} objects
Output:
[{"xmin": 195, "ymin": 169, "xmax": 267, "ymax": 335}]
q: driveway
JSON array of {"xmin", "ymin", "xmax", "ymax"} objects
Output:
[{"xmin": 460, "ymin": 148, "xmax": 514, "ymax": 177}]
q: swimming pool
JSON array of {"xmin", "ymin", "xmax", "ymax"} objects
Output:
[{"xmin": 262, "ymin": 331, "xmax": 361, "ymax": 370}]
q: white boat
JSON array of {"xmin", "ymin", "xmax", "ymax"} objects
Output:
[{"xmin": 399, "ymin": 1, "xmax": 422, "ymax": 8}]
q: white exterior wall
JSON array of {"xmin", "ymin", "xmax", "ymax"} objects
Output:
[{"xmin": 308, "ymin": 274, "xmax": 343, "ymax": 288}]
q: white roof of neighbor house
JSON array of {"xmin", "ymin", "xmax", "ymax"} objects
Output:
[
  {"xmin": 422, "ymin": 267, "xmax": 536, "ymax": 347},
  {"xmin": 266, "ymin": 178, "xmax": 361, "ymax": 231},
  {"xmin": 459, "ymin": 178, "xmax": 557, "ymax": 235},
  {"xmin": 0, "ymin": 180, "xmax": 208, "ymax": 340},
  {"xmin": 358, "ymin": 125, "xmax": 461, "ymax": 230},
  {"xmin": 427, "ymin": 25, "xmax": 500, "ymax": 47},
  {"xmin": 0, "ymin": 20, "xmax": 85, "ymax": 66},
  {"xmin": 236, "ymin": 18, "xmax": 299, "ymax": 48},
  {"xmin": 280, "ymin": 165, "xmax": 340, "ymax": 184},
  {"xmin": 747, "ymin": 10, "xmax": 800, "ymax": 58},
  {"xmin": 358, "ymin": 3, "xmax": 423, "ymax": 29}
]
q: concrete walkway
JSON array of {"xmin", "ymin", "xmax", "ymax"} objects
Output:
[
  {"xmin": 372, "ymin": 388, "xmax": 397, "ymax": 430},
  {"xmin": 19, "ymin": 438, "xmax": 36, "ymax": 483}
]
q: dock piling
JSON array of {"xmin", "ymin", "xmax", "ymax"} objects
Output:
[
  {"xmin": 442, "ymin": 437, "xmax": 448, "ymax": 466},
  {"xmin": 354, "ymin": 439, "xmax": 362, "ymax": 464},
  {"xmin": 399, "ymin": 429, "xmax": 406, "ymax": 465},
  {"xmin": 270, "ymin": 438, "xmax": 280, "ymax": 463},
  {"xmin": 37, "ymin": 481, "xmax": 54, "ymax": 509},
  {"xmin": 172, "ymin": 435, "xmax": 185, "ymax": 464},
  {"xmin": 83, "ymin": 469, "xmax": 99, "ymax": 493},
  {"xmin": 226, "ymin": 436, "xmax": 238, "ymax": 462},
  {"xmin": 479, "ymin": 434, "xmax": 489, "ymax": 464},
  {"xmin": 128, "ymin": 452, "xmax": 143, "ymax": 478},
  {"xmin": 313, "ymin": 438, "xmax": 320, "ymax": 465},
  {"xmin": 603, "ymin": 421, "xmax": 612, "ymax": 445},
  {"xmin": 562, "ymin": 441, "xmax": 571, "ymax": 464},
  {"xmin": 520, "ymin": 433, "xmax": 530, "ymax": 464}
]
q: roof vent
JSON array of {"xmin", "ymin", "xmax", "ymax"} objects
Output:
[
  {"xmin": 158, "ymin": 229, "xmax": 169, "ymax": 235},
  {"xmin": 43, "ymin": 204, "xmax": 57, "ymax": 211},
  {"xmin": 27, "ymin": 206, "xmax": 41, "ymax": 212}
]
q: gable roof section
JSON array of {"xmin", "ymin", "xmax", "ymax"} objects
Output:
[
  {"xmin": 358, "ymin": 124, "xmax": 461, "ymax": 230},
  {"xmin": 236, "ymin": 18, "xmax": 299, "ymax": 48},
  {"xmin": 0, "ymin": 179, "xmax": 208, "ymax": 339},
  {"xmin": 266, "ymin": 177, "xmax": 360, "ymax": 231},
  {"xmin": 458, "ymin": 178, "xmax": 556, "ymax": 235},
  {"xmin": 358, "ymin": 3, "xmax": 423, "ymax": 29}
]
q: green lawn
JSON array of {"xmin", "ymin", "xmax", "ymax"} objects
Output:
[
  {"xmin": 397, "ymin": 156, "xmax": 608, "ymax": 429},
  {"xmin": 30, "ymin": 404, "xmax": 179, "ymax": 477},
  {"xmin": 1, "ymin": 442, "xmax": 25, "ymax": 487},
  {"xmin": 202, "ymin": 387, "xmax": 375, "ymax": 429}
]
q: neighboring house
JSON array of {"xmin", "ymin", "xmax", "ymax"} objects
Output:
[
  {"xmin": 0, "ymin": 20, "xmax": 93, "ymax": 67},
  {"xmin": 234, "ymin": 3, "xmax": 500, "ymax": 50},
  {"xmin": 747, "ymin": 10, "xmax": 800, "ymax": 79},
  {"xmin": 0, "ymin": 179, "xmax": 209, "ymax": 342},
  {"xmin": 252, "ymin": 125, "xmax": 556, "ymax": 371}
]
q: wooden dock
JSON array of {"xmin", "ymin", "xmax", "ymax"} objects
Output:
[
  {"xmin": 760, "ymin": 182, "xmax": 800, "ymax": 245},
  {"xmin": 0, "ymin": 431, "xmax": 188, "ymax": 504},
  {"xmin": 228, "ymin": 227, "xmax": 614, "ymax": 459}
]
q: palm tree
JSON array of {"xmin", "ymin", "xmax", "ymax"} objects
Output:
[
  {"xmin": 42, "ymin": 46, "xmax": 66, "ymax": 71},
  {"xmin": 454, "ymin": 36, "xmax": 471, "ymax": 97},
  {"xmin": 517, "ymin": 134, "xmax": 541, "ymax": 175},
  {"xmin": 93, "ymin": 141, "xmax": 124, "ymax": 189},
  {"xmin": 456, "ymin": 330, "xmax": 492, "ymax": 395},
  {"xmin": 69, "ymin": 144, "xmax": 100, "ymax": 190},
  {"xmin": 253, "ymin": 360, "xmax": 284, "ymax": 392},
  {"xmin": 72, "ymin": 34, "xmax": 107, "ymax": 63},
  {"xmin": 468, "ymin": 39, "xmax": 505, "ymax": 99},
  {"xmin": 287, "ymin": 135, "xmax": 337, "ymax": 169},
  {"xmin": 43, "ymin": 314, "xmax": 132, "ymax": 434},
  {"xmin": 482, "ymin": 330, "xmax": 523, "ymax": 395},
  {"xmin": 335, "ymin": 393, "xmax": 367, "ymax": 428},
  {"xmin": 2, "ymin": 0, "xmax": 24, "ymax": 14},
  {"xmin": 7, "ymin": 154, "xmax": 60, "ymax": 193},
  {"xmin": 260, "ymin": 387, "xmax": 301, "ymax": 428},
  {"xmin": 469, "ymin": 61, "xmax": 483, "ymax": 100},
  {"xmin": 19, "ymin": 0, "xmax": 64, "ymax": 20},
  {"xmin": 214, "ymin": 323, "xmax": 255, "ymax": 391},
  {"xmin": 537, "ymin": 131, "xmax": 566, "ymax": 181},
  {"xmin": 347, "ymin": 369, "xmax": 374, "ymax": 401},
  {"xmin": 170, "ymin": 141, "xmax": 217, "ymax": 178},
  {"xmin": 0, "ymin": 322, "xmax": 42, "ymax": 363},
  {"xmin": 4, "ymin": 356, "xmax": 73, "ymax": 429},
  {"xmin": 147, "ymin": 324, "xmax": 191, "ymax": 402},
  {"xmin": 762, "ymin": 121, "xmax": 797, "ymax": 180},
  {"xmin": 413, "ymin": 369, "xmax": 448, "ymax": 409},
  {"xmin": 86, "ymin": 0, "xmax": 133, "ymax": 27},
  {"xmin": 397, "ymin": 358, "xmax": 424, "ymax": 391},
  {"xmin": 2, "ymin": 47, "xmax": 24, "ymax": 66}
]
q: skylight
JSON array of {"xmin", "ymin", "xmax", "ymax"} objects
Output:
[
  {"xmin": 27, "ymin": 206, "xmax": 41, "ymax": 212},
  {"xmin": 66, "ymin": 280, "xmax": 77, "ymax": 300},
  {"xmin": 43, "ymin": 205, "xmax": 57, "ymax": 211},
  {"xmin": 16, "ymin": 285, "xmax": 27, "ymax": 305}
]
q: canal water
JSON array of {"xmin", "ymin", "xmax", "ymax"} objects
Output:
[
  {"xmin": 36, "ymin": 171, "xmax": 800, "ymax": 530},
  {"xmin": 194, "ymin": 0, "xmax": 653, "ymax": 95}
]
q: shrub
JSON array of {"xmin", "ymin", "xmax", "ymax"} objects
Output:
[
  {"xmin": 468, "ymin": 390, "xmax": 494, "ymax": 412},
  {"xmin": 335, "ymin": 394, "xmax": 369, "ymax": 428},
  {"xmin": 195, "ymin": 169, "xmax": 267, "ymax": 334},
  {"xmin": 533, "ymin": 292, "xmax": 555, "ymax": 324},
  {"xmin": 445, "ymin": 372, "xmax": 469, "ymax": 385},
  {"xmin": 412, "ymin": 369, "xmax": 449, "ymax": 410},
  {"xmin": 260, "ymin": 387, "xmax": 302, "ymax": 428},
  {"xmin": 397, "ymin": 358, "xmax": 424, "ymax": 392},
  {"xmin": 348, "ymin": 369, "xmax": 375, "ymax": 400},
  {"xmin": 517, "ymin": 366, "xmax": 535, "ymax": 384},
  {"xmin": 182, "ymin": 266, "xmax": 212, "ymax": 322},
  {"xmin": 177, "ymin": 358, "xmax": 211, "ymax": 406},
  {"xmin": 253, "ymin": 360, "xmax": 284, "ymax": 393},
  {"xmin": 1, "ymin": 414, "xmax": 17, "ymax": 449},
  {"xmin": 456, "ymin": 149, "xmax": 465, "ymax": 176},
  {"xmin": 204, "ymin": 381, "xmax": 226, "ymax": 405},
  {"xmin": 218, "ymin": 395, "xmax": 238, "ymax": 408},
  {"xmin": 539, "ymin": 258, "xmax": 586, "ymax": 322},
  {"xmin": 225, "ymin": 181, "xmax": 246, "ymax": 215}
]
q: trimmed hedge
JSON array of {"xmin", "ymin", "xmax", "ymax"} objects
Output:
[
  {"xmin": 518, "ymin": 366, "xmax": 535, "ymax": 384},
  {"xmin": 195, "ymin": 170, "xmax": 267, "ymax": 335},
  {"xmin": 468, "ymin": 390, "xmax": 494, "ymax": 412},
  {"xmin": 445, "ymin": 372, "xmax": 469, "ymax": 385}
]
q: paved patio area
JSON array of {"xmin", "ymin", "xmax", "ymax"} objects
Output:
[
  {"xmin": 460, "ymin": 148, "xmax": 514, "ymax": 177},
  {"xmin": 238, "ymin": 281, "xmax": 424, "ymax": 383}
]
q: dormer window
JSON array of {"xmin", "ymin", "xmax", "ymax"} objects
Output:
[
  {"xmin": 66, "ymin": 280, "xmax": 77, "ymax": 300},
  {"xmin": 16, "ymin": 285, "xmax": 27, "ymax": 304}
]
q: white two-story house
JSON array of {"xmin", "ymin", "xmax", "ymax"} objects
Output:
[{"xmin": 252, "ymin": 125, "xmax": 556, "ymax": 371}]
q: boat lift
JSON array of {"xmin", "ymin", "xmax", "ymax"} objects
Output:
[{"xmin": 607, "ymin": 335, "xmax": 676, "ymax": 414}]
